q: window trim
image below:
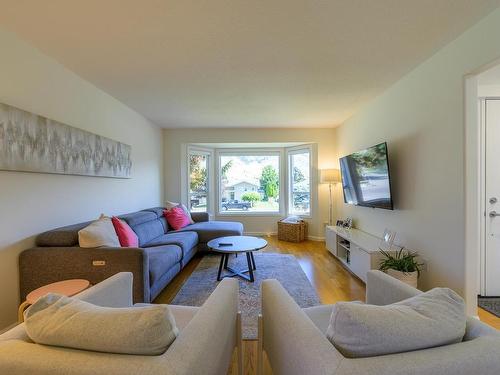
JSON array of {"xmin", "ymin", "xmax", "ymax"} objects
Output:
[
  {"xmin": 215, "ymin": 148, "xmax": 285, "ymax": 217},
  {"xmin": 287, "ymin": 144, "xmax": 313, "ymax": 218},
  {"xmin": 186, "ymin": 146, "xmax": 213, "ymax": 214}
]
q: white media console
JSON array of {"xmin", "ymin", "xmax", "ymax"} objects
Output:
[{"xmin": 325, "ymin": 226, "xmax": 386, "ymax": 283}]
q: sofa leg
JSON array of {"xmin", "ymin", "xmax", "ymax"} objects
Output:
[
  {"xmin": 236, "ymin": 311, "xmax": 243, "ymax": 375},
  {"xmin": 257, "ymin": 314, "xmax": 263, "ymax": 375}
]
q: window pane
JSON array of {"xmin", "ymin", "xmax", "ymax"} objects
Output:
[
  {"xmin": 290, "ymin": 151, "xmax": 310, "ymax": 215},
  {"xmin": 220, "ymin": 155, "xmax": 280, "ymax": 213},
  {"xmin": 189, "ymin": 154, "xmax": 208, "ymax": 212}
]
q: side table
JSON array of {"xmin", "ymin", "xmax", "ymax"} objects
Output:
[{"xmin": 18, "ymin": 279, "xmax": 90, "ymax": 322}]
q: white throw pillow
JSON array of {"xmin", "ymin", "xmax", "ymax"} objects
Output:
[
  {"xmin": 25, "ymin": 293, "xmax": 178, "ymax": 355},
  {"xmin": 165, "ymin": 201, "xmax": 194, "ymax": 224},
  {"xmin": 78, "ymin": 215, "xmax": 120, "ymax": 248},
  {"xmin": 326, "ymin": 288, "xmax": 466, "ymax": 358}
]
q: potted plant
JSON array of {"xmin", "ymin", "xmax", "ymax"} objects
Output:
[{"xmin": 379, "ymin": 248, "xmax": 423, "ymax": 288}]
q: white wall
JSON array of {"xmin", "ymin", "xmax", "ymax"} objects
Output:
[
  {"xmin": 334, "ymin": 7, "xmax": 500, "ymax": 315},
  {"xmin": 0, "ymin": 29, "xmax": 164, "ymax": 329},
  {"xmin": 163, "ymin": 128, "xmax": 336, "ymax": 238}
]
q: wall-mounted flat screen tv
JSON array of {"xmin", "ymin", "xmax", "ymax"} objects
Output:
[{"xmin": 339, "ymin": 142, "xmax": 393, "ymax": 210}]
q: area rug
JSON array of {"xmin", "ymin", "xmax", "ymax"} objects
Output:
[
  {"xmin": 478, "ymin": 297, "xmax": 500, "ymax": 318},
  {"xmin": 171, "ymin": 253, "xmax": 320, "ymax": 339}
]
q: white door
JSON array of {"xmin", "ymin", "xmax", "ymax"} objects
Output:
[{"xmin": 485, "ymin": 99, "xmax": 500, "ymax": 296}]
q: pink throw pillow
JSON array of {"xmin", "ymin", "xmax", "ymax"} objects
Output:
[
  {"xmin": 111, "ymin": 217, "xmax": 139, "ymax": 247},
  {"xmin": 164, "ymin": 207, "xmax": 191, "ymax": 230}
]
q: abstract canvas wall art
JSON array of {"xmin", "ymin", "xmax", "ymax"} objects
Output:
[{"xmin": 0, "ymin": 103, "xmax": 132, "ymax": 178}]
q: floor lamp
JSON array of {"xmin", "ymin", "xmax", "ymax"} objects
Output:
[{"xmin": 320, "ymin": 169, "xmax": 341, "ymax": 226}]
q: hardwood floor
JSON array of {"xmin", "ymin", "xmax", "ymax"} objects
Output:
[{"xmin": 155, "ymin": 235, "xmax": 500, "ymax": 374}]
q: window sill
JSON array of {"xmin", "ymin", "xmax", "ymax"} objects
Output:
[{"xmin": 216, "ymin": 212, "xmax": 283, "ymax": 217}]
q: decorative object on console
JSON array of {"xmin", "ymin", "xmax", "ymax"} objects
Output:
[
  {"xmin": 278, "ymin": 219, "xmax": 308, "ymax": 242},
  {"xmin": 320, "ymin": 168, "xmax": 341, "ymax": 225},
  {"xmin": 379, "ymin": 247, "xmax": 423, "ymax": 288},
  {"xmin": 379, "ymin": 228, "xmax": 396, "ymax": 252},
  {"xmin": 342, "ymin": 217, "xmax": 353, "ymax": 229},
  {"xmin": 0, "ymin": 102, "xmax": 132, "ymax": 178}
]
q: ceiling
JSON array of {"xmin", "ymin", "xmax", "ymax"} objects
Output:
[{"xmin": 0, "ymin": 0, "xmax": 499, "ymax": 128}]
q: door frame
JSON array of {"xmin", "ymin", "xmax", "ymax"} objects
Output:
[
  {"xmin": 464, "ymin": 58, "xmax": 500, "ymax": 315},
  {"xmin": 479, "ymin": 97, "xmax": 500, "ymax": 296}
]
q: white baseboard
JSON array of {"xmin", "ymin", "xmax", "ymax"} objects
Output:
[
  {"xmin": 307, "ymin": 236, "xmax": 325, "ymax": 241},
  {"xmin": 244, "ymin": 231, "xmax": 277, "ymax": 237}
]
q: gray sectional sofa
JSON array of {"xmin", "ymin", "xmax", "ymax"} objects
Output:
[{"xmin": 19, "ymin": 207, "xmax": 243, "ymax": 303}]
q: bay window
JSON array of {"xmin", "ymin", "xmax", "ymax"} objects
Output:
[
  {"xmin": 288, "ymin": 147, "xmax": 311, "ymax": 216},
  {"xmin": 218, "ymin": 152, "xmax": 281, "ymax": 214}
]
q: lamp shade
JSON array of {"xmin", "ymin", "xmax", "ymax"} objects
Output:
[{"xmin": 320, "ymin": 169, "xmax": 340, "ymax": 184}]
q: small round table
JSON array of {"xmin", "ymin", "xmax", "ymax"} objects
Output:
[
  {"xmin": 18, "ymin": 279, "xmax": 90, "ymax": 322},
  {"xmin": 208, "ymin": 236, "xmax": 268, "ymax": 282}
]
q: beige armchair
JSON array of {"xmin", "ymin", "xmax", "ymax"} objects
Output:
[
  {"xmin": 0, "ymin": 272, "xmax": 242, "ymax": 375},
  {"xmin": 259, "ymin": 270, "xmax": 500, "ymax": 375}
]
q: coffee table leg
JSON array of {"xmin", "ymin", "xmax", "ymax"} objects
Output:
[
  {"xmin": 250, "ymin": 252, "xmax": 256, "ymax": 270},
  {"xmin": 224, "ymin": 253, "xmax": 229, "ymax": 269},
  {"xmin": 217, "ymin": 254, "xmax": 225, "ymax": 281},
  {"xmin": 246, "ymin": 252, "xmax": 254, "ymax": 282}
]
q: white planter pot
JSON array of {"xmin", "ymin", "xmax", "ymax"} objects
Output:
[{"xmin": 387, "ymin": 269, "xmax": 418, "ymax": 288}]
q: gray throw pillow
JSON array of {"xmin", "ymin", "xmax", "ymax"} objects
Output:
[
  {"xmin": 25, "ymin": 293, "xmax": 178, "ymax": 355},
  {"xmin": 326, "ymin": 288, "xmax": 466, "ymax": 358}
]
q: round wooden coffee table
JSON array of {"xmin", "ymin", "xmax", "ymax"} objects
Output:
[
  {"xmin": 208, "ymin": 236, "xmax": 267, "ymax": 282},
  {"xmin": 18, "ymin": 279, "xmax": 90, "ymax": 322}
]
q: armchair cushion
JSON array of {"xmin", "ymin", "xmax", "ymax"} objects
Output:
[
  {"xmin": 25, "ymin": 293, "xmax": 179, "ymax": 356},
  {"xmin": 326, "ymin": 288, "xmax": 466, "ymax": 358}
]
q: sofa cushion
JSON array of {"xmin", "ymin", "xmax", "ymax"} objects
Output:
[
  {"xmin": 111, "ymin": 217, "xmax": 139, "ymax": 247},
  {"xmin": 131, "ymin": 220, "xmax": 165, "ymax": 247},
  {"xmin": 164, "ymin": 207, "xmax": 192, "ymax": 230},
  {"xmin": 166, "ymin": 201, "xmax": 194, "ymax": 224},
  {"xmin": 36, "ymin": 222, "xmax": 92, "ymax": 247},
  {"xmin": 78, "ymin": 216, "xmax": 121, "ymax": 248},
  {"xmin": 174, "ymin": 221, "xmax": 244, "ymax": 243},
  {"xmin": 144, "ymin": 245, "xmax": 182, "ymax": 285},
  {"xmin": 326, "ymin": 288, "xmax": 466, "ymax": 358},
  {"xmin": 25, "ymin": 293, "xmax": 178, "ymax": 355},
  {"xmin": 303, "ymin": 304, "xmax": 335, "ymax": 334},
  {"xmin": 144, "ymin": 232, "xmax": 198, "ymax": 254},
  {"xmin": 135, "ymin": 304, "xmax": 199, "ymax": 331},
  {"xmin": 119, "ymin": 211, "xmax": 157, "ymax": 227}
]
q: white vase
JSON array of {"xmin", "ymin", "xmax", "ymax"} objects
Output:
[{"xmin": 387, "ymin": 269, "xmax": 418, "ymax": 288}]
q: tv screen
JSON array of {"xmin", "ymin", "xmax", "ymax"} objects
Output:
[{"xmin": 339, "ymin": 142, "xmax": 393, "ymax": 210}]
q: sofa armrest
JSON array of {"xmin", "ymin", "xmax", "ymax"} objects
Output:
[
  {"xmin": 261, "ymin": 279, "xmax": 343, "ymax": 375},
  {"xmin": 19, "ymin": 247, "xmax": 150, "ymax": 303},
  {"xmin": 75, "ymin": 272, "xmax": 133, "ymax": 308},
  {"xmin": 163, "ymin": 278, "xmax": 238, "ymax": 375},
  {"xmin": 366, "ymin": 270, "xmax": 421, "ymax": 305},
  {"xmin": 190, "ymin": 212, "xmax": 209, "ymax": 222}
]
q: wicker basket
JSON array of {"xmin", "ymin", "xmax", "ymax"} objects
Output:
[{"xmin": 277, "ymin": 220, "xmax": 308, "ymax": 242}]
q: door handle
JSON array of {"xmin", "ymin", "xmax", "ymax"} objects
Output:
[{"xmin": 489, "ymin": 211, "xmax": 500, "ymax": 218}]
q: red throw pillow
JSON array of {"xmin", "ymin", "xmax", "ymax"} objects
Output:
[
  {"xmin": 164, "ymin": 207, "xmax": 191, "ymax": 230},
  {"xmin": 111, "ymin": 217, "xmax": 139, "ymax": 247}
]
